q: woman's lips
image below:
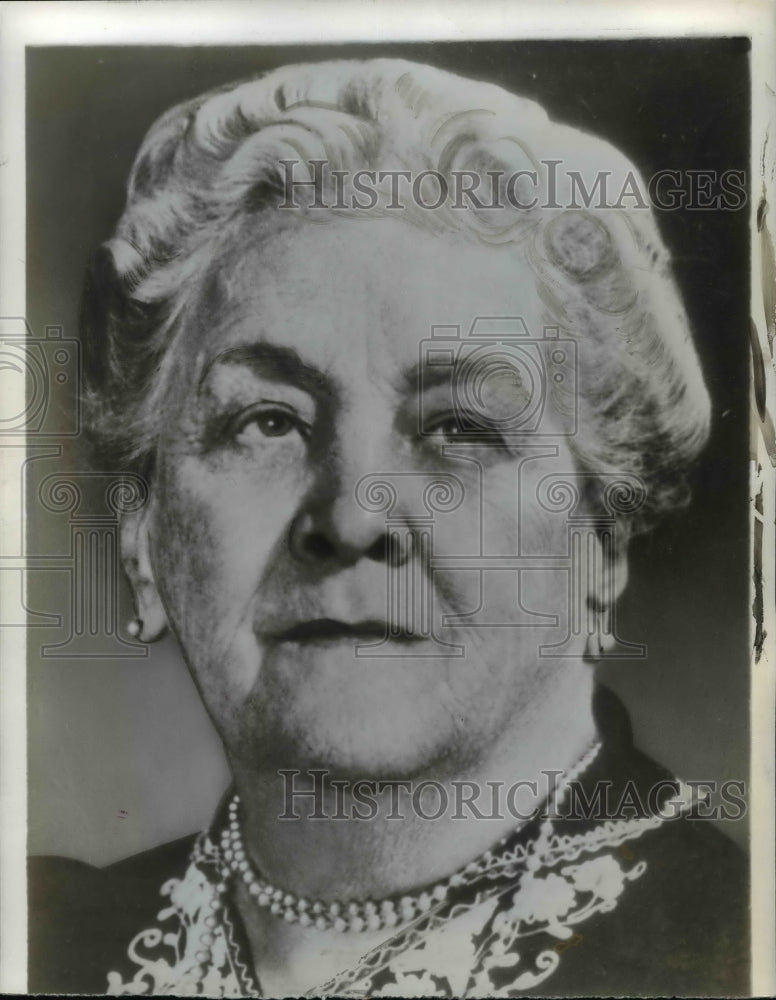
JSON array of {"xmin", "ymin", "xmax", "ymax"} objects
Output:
[{"xmin": 270, "ymin": 618, "xmax": 426, "ymax": 644}]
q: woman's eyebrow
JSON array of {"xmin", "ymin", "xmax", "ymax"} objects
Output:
[
  {"xmin": 401, "ymin": 359, "xmax": 455, "ymax": 393},
  {"xmin": 198, "ymin": 343, "xmax": 334, "ymax": 398}
]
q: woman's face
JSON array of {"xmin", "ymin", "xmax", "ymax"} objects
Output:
[{"xmin": 136, "ymin": 216, "xmax": 591, "ymax": 780}]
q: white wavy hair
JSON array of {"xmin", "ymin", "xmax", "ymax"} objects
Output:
[{"xmin": 81, "ymin": 58, "xmax": 711, "ymax": 535}]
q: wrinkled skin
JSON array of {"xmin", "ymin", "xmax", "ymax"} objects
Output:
[{"xmin": 124, "ymin": 217, "xmax": 607, "ymax": 785}]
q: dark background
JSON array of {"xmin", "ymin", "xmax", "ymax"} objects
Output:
[{"xmin": 25, "ymin": 39, "xmax": 751, "ymax": 863}]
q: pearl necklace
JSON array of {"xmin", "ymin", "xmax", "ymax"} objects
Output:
[{"xmin": 217, "ymin": 740, "xmax": 601, "ymax": 934}]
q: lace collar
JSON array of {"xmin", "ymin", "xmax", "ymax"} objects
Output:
[{"xmin": 106, "ymin": 772, "xmax": 697, "ymax": 996}]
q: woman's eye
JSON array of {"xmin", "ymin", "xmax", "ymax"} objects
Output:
[
  {"xmin": 428, "ymin": 416, "xmax": 466, "ymax": 442},
  {"xmin": 425, "ymin": 412, "xmax": 509, "ymax": 450},
  {"xmin": 230, "ymin": 406, "xmax": 306, "ymax": 444},
  {"xmin": 250, "ymin": 411, "xmax": 296, "ymax": 437}
]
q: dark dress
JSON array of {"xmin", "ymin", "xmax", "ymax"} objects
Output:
[{"xmin": 28, "ymin": 687, "xmax": 749, "ymax": 997}]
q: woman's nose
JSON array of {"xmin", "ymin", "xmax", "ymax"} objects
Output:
[
  {"xmin": 289, "ymin": 505, "xmax": 410, "ymax": 566},
  {"xmin": 289, "ymin": 437, "xmax": 410, "ymax": 567}
]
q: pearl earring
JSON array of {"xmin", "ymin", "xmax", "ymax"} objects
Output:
[
  {"xmin": 127, "ymin": 618, "xmax": 143, "ymax": 639},
  {"xmin": 584, "ymin": 605, "xmax": 613, "ymax": 663}
]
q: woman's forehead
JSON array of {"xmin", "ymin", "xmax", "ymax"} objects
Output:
[{"xmin": 187, "ymin": 216, "xmax": 545, "ymax": 380}]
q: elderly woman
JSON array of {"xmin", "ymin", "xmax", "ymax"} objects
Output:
[{"xmin": 29, "ymin": 59, "xmax": 747, "ymax": 997}]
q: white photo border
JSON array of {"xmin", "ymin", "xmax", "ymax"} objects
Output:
[{"xmin": 1, "ymin": 1, "xmax": 774, "ymax": 994}]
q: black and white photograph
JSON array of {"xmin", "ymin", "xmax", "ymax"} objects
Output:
[{"xmin": 1, "ymin": 2, "xmax": 774, "ymax": 997}]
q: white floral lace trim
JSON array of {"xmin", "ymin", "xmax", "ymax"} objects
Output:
[
  {"xmin": 107, "ymin": 835, "xmax": 250, "ymax": 998},
  {"xmin": 358, "ymin": 853, "xmax": 647, "ymax": 998},
  {"xmin": 106, "ymin": 785, "xmax": 694, "ymax": 997}
]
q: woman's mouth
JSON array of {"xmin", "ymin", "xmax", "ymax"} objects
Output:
[{"xmin": 272, "ymin": 618, "xmax": 427, "ymax": 644}]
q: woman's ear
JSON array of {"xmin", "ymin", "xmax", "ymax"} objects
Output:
[
  {"xmin": 582, "ymin": 529, "xmax": 631, "ymax": 662},
  {"xmin": 120, "ymin": 506, "xmax": 169, "ymax": 642},
  {"xmin": 587, "ymin": 528, "xmax": 630, "ymax": 610}
]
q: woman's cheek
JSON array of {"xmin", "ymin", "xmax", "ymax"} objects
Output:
[{"xmin": 154, "ymin": 458, "xmax": 304, "ymax": 618}]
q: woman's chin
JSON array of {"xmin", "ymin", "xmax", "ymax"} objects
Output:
[{"xmin": 237, "ymin": 647, "xmax": 492, "ymax": 779}]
